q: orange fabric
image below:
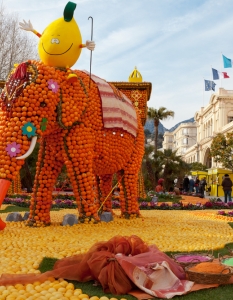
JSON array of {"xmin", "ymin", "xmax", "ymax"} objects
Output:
[
  {"xmin": 2, "ymin": 237, "xmax": 232, "ymax": 296},
  {"xmin": 0, "ymin": 235, "xmax": 186, "ymax": 295},
  {"xmin": 0, "ymin": 236, "xmax": 148, "ymax": 293},
  {"xmin": 116, "ymin": 247, "xmax": 193, "ymax": 298}
]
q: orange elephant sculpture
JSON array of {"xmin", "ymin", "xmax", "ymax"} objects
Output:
[{"xmin": 0, "ymin": 61, "xmax": 144, "ymax": 226}]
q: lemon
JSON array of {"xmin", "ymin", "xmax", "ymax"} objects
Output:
[
  {"xmin": 99, "ymin": 297, "xmax": 110, "ymax": 300},
  {"xmin": 89, "ymin": 297, "xmax": 99, "ymax": 300},
  {"xmin": 70, "ymin": 296, "xmax": 82, "ymax": 300},
  {"xmin": 73, "ymin": 289, "xmax": 82, "ymax": 296},
  {"xmin": 38, "ymin": 12, "xmax": 82, "ymax": 68},
  {"xmin": 78, "ymin": 293, "xmax": 89, "ymax": 299},
  {"xmin": 66, "ymin": 283, "xmax": 75, "ymax": 290}
]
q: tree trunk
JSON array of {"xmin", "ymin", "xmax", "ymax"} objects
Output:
[
  {"xmin": 154, "ymin": 169, "xmax": 160, "ymax": 185},
  {"xmin": 154, "ymin": 120, "xmax": 159, "ymax": 155},
  {"xmin": 145, "ymin": 160, "xmax": 155, "ymax": 189},
  {"xmin": 163, "ymin": 165, "xmax": 174, "ymax": 191}
]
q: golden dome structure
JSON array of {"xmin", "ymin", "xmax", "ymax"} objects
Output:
[
  {"xmin": 128, "ymin": 66, "xmax": 142, "ymax": 82},
  {"xmin": 110, "ymin": 67, "xmax": 151, "ymax": 126}
]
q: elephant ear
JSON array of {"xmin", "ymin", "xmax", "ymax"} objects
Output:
[
  {"xmin": 1, "ymin": 62, "xmax": 38, "ymax": 110},
  {"xmin": 57, "ymin": 72, "xmax": 88, "ymax": 129}
]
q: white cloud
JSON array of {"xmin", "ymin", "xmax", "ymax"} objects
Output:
[{"xmin": 3, "ymin": 0, "xmax": 233, "ymax": 129}]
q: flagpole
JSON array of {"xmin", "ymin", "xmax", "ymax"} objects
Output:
[
  {"xmin": 211, "ymin": 65, "xmax": 218, "ymax": 92},
  {"xmin": 203, "ymin": 78, "xmax": 204, "ymax": 107},
  {"xmin": 220, "ymin": 52, "xmax": 222, "ymax": 88},
  {"xmin": 210, "ymin": 65, "xmax": 212, "ymax": 95}
]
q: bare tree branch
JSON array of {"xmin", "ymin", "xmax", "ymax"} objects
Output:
[{"xmin": 0, "ymin": 7, "xmax": 38, "ymax": 80}]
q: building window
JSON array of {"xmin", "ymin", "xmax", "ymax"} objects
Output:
[
  {"xmin": 182, "ymin": 128, "xmax": 188, "ymax": 135},
  {"xmin": 182, "ymin": 147, "xmax": 187, "ymax": 154},
  {"xmin": 227, "ymin": 111, "xmax": 233, "ymax": 124},
  {"xmin": 183, "ymin": 138, "xmax": 188, "ymax": 144},
  {"xmin": 228, "ymin": 116, "xmax": 233, "ymax": 123}
]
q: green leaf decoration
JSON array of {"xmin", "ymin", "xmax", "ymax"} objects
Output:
[
  {"xmin": 63, "ymin": 2, "xmax": 76, "ymax": 22},
  {"xmin": 41, "ymin": 118, "xmax": 48, "ymax": 132}
]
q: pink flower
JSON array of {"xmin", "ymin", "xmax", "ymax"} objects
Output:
[
  {"xmin": 48, "ymin": 79, "xmax": 59, "ymax": 93},
  {"xmin": 6, "ymin": 142, "xmax": 21, "ymax": 157}
]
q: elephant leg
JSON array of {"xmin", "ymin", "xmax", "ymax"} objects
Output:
[
  {"xmin": 94, "ymin": 175, "xmax": 101, "ymax": 211},
  {"xmin": 98, "ymin": 174, "xmax": 113, "ymax": 213},
  {"xmin": 63, "ymin": 126, "xmax": 99, "ymax": 223},
  {"xmin": 121, "ymin": 171, "xmax": 140, "ymax": 218},
  {"xmin": 121, "ymin": 125, "xmax": 144, "ymax": 218},
  {"xmin": 28, "ymin": 135, "xmax": 64, "ymax": 226},
  {"xmin": 116, "ymin": 170, "xmax": 126, "ymax": 212}
]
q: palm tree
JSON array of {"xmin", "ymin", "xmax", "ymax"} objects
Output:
[
  {"xmin": 142, "ymin": 147, "xmax": 191, "ymax": 191},
  {"xmin": 144, "ymin": 129, "xmax": 151, "ymax": 144},
  {"xmin": 147, "ymin": 107, "xmax": 174, "ymax": 154},
  {"xmin": 160, "ymin": 149, "xmax": 190, "ymax": 190},
  {"xmin": 143, "ymin": 145, "xmax": 156, "ymax": 189}
]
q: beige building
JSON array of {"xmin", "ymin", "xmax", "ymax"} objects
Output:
[
  {"xmin": 163, "ymin": 88, "xmax": 233, "ymax": 167},
  {"xmin": 163, "ymin": 122, "xmax": 197, "ymax": 156}
]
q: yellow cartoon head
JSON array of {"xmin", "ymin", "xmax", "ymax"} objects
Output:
[{"xmin": 38, "ymin": 2, "xmax": 82, "ymax": 68}]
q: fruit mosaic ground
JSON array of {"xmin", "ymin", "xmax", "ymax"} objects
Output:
[{"xmin": 1, "ymin": 207, "xmax": 233, "ymax": 299}]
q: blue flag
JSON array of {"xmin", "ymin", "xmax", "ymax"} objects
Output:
[
  {"xmin": 204, "ymin": 80, "xmax": 216, "ymax": 91},
  {"xmin": 222, "ymin": 55, "xmax": 232, "ymax": 68},
  {"xmin": 212, "ymin": 68, "xmax": 219, "ymax": 80}
]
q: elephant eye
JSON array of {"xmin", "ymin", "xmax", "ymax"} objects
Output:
[{"xmin": 40, "ymin": 102, "xmax": 47, "ymax": 107}]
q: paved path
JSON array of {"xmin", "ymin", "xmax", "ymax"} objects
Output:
[
  {"xmin": 180, "ymin": 195, "xmax": 227, "ymax": 204},
  {"xmin": 180, "ymin": 195, "xmax": 209, "ymax": 205}
]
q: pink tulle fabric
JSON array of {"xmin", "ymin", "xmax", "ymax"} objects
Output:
[{"xmin": 0, "ymin": 235, "xmax": 185, "ymax": 294}]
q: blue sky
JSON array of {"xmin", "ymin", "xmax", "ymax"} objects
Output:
[{"xmin": 4, "ymin": 0, "xmax": 233, "ymax": 129}]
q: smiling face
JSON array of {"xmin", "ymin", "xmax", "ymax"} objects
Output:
[{"xmin": 38, "ymin": 17, "xmax": 82, "ymax": 68}]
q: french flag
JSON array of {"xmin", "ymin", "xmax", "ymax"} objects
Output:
[{"xmin": 212, "ymin": 68, "xmax": 230, "ymax": 80}]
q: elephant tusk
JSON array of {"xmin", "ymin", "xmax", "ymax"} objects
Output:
[{"xmin": 16, "ymin": 136, "xmax": 37, "ymax": 160}]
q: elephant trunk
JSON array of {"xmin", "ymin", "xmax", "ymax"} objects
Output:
[{"xmin": 0, "ymin": 122, "xmax": 34, "ymax": 181}]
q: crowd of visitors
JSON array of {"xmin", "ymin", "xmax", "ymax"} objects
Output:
[
  {"xmin": 180, "ymin": 175, "xmax": 208, "ymax": 198},
  {"xmin": 153, "ymin": 173, "xmax": 232, "ymax": 202},
  {"xmin": 154, "ymin": 175, "xmax": 211, "ymax": 199}
]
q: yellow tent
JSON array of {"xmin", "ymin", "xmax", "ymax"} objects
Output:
[{"xmin": 207, "ymin": 168, "xmax": 233, "ymax": 197}]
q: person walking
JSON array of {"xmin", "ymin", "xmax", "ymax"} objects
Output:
[
  {"xmin": 222, "ymin": 174, "xmax": 233, "ymax": 203},
  {"xmin": 183, "ymin": 175, "xmax": 189, "ymax": 193},
  {"xmin": 189, "ymin": 176, "xmax": 195, "ymax": 193},
  {"xmin": 194, "ymin": 177, "xmax": 200, "ymax": 194},
  {"xmin": 199, "ymin": 177, "xmax": 207, "ymax": 198}
]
